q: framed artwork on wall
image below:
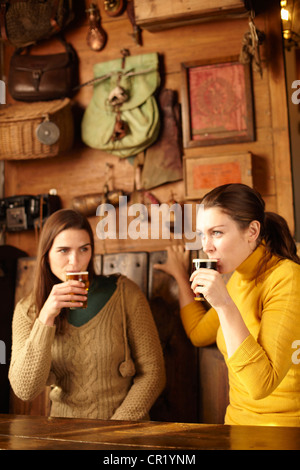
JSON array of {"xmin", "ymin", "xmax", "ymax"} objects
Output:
[
  {"xmin": 184, "ymin": 152, "xmax": 253, "ymax": 200},
  {"xmin": 181, "ymin": 56, "xmax": 255, "ymax": 148}
]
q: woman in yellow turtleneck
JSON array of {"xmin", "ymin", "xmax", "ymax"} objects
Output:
[{"xmin": 156, "ymin": 183, "xmax": 300, "ymax": 427}]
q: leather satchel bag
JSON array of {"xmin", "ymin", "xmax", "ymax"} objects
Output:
[
  {"xmin": 0, "ymin": 0, "xmax": 74, "ymax": 48},
  {"xmin": 8, "ymin": 36, "xmax": 78, "ymax": 101}
]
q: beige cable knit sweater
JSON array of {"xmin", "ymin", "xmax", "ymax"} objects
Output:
[{"xmin": 9, "ymin": 275, "xmax": 166, "ymax": 420}]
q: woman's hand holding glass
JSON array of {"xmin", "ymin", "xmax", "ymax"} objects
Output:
[
  {"xmin": 39, "ymin": 280, "xmax": 87, "ymax": 326},
  {"xmin": 190, "ymin": 268, "xmax": 232, "ymax": 309}
]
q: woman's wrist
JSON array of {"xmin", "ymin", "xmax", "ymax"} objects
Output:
[
  {"xmin": 216, "ymin": 301, "xmax": 250, "ymax": 358},
  {"xmin": 38, "ymin": 308, "xmax": 56, "ymax": 327}
]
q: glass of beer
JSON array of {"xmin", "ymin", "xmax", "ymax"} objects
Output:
[
  {"xmin": 192, "ymin": 259, "xmax": 218, "ymax": 301},
  {"xmin": 66, "ymin": 271, "xmax": 89, "ymax": 309}
]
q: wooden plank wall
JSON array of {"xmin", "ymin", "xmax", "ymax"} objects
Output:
[{"xmin": 3, "ymin": 0, "xmax": 293, "ymax": 258}]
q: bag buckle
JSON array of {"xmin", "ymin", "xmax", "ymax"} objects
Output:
[
  {"xmin": 32, "ymin": 69, "xmax": 43, "ymax": 91},
  {"xmin": 110, "ymin": 110, "xmax": 129, "ymax": 142},
  {"xmin": 108, "ymin": 85, "xmax": 128, "ymax": 107}
]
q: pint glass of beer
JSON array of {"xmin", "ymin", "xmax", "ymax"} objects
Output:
[
  {"xmin": 66, "ymin": 271, "xmax": 89, "ymax": 309},
  {"xmin": 192, "ymin": 259, "xmax": 217, "ymax": 301}
]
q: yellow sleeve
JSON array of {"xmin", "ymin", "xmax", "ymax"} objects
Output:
[
  {"xmin": 227, "ymin": 263, "xmax": 300, "ymax": 400},
  {"xmin": 180, "ymin": 300, "xmax": 220, "ymax": 347}
]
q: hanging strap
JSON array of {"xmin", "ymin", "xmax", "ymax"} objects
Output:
[
  {"xmin": 0, "ymin": 1, "xmax": 8, "ymax": 41},
  {"xmin": 74, "ymin": 50, "xmax": 155, "ymax": 92},
  {"xmin": 119, "ymin": 278, "xmax": 136, "ymax": 378},
  {"xmin": 120, "ymin": 278, "xmax": 130, "ymax": 364},
  {"xmin": 73, "ymin": 66, "xmax": 156, "ymax": 92}
]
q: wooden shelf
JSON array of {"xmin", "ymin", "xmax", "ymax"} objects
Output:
[{"xmin": 134, "ymin": 0, "xmax": 248, "ymax": 32}]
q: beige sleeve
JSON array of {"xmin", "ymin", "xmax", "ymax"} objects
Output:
[{"xmin": 9, "ymin": 297, "xmax": 56, "ymax": 401}]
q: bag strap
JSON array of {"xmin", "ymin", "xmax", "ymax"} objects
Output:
[
  {"xmin": 50, "ymin": 0, "xmax": 62, "ymax": 32},
  {"xmin": 0, "ymin": 1, "xmax": 8, "ymax": 41},
  {"xmin": 13, "ymin": 33, "xmax": 75, "ymax": 58},
  {"xmin": 73, "ymin": 66, "xmax": 157, "ymax": 92}
]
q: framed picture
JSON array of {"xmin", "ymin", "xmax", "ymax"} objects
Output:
[
  {"xmin": 181, "ymin": 56, "xmax": 255, "ymax": 148},
  {"xmin": 184, "ymin": 153, "xmax": 253, "ymax": 200}
]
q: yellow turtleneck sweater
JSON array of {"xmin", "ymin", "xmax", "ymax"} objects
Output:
[{"xmin": 180, "ymin": 244, "xmax": 300, "ymax": 426}]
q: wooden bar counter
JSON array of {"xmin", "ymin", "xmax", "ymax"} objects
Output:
[{"xmin": 0, "ymin": 414, "xmax": 299, "ymax": 450}]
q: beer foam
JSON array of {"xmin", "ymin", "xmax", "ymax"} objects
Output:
[{"xmin": 66, "ymin": 271, "xmax": 88, "ymax": 275}]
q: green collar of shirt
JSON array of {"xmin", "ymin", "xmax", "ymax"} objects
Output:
[{"xmin": 67, "ymin": 275, "xmax": 118, "ymax": 327}]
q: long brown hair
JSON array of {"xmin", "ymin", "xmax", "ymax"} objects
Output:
[
  {"xmin": 201, "ymin": 183, "xmax": 300, "ymax": 277},
  {"xmin": 33, "ymin": 209, "xmax": 95, "ymax": 333}
]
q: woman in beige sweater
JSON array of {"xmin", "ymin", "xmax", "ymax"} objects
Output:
[{"xmin": 9, "ymin": 209, "xmax": 165, "ymax": 420}]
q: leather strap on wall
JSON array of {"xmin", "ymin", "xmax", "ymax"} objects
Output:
[{"xmin": 0, "ymin": 1, "xmax": 8, "ymax": 41}]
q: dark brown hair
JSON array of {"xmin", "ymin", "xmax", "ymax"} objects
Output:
[
  {"xmin": 33, "ymin": 209, "xmax": 95, "ymax": 333},
  {"xmin": 201, "ymin": 183, "xmax": 300, "ymax": 277}
]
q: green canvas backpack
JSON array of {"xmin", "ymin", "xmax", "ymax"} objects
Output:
[{"xmin": 81, "ymin": 51, "xmax": 160, "ymax": 158}]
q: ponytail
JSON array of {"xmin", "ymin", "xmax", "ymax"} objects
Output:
[{"xmin": 263, "ymin": 212, "xmax": 300, "ymax": 264}]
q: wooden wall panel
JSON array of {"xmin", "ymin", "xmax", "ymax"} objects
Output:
[{"xmin": 3, "ymin": 1, "xmax": 294, "ymax": 258}]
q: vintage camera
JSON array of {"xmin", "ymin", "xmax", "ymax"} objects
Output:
[{"xmin": 0, "ymin": 193, "xmax": 61, "ymax": 232}]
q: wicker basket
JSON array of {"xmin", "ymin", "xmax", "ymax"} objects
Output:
[{"xmin": 0, "ymin": 98, "xmax": 74, "ymax": 160}]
